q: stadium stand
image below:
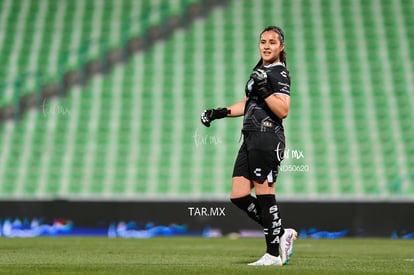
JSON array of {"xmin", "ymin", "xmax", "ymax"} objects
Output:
[
  {"xmin": 0, "ymin": 0, "xmax": 413, "ymax": 200},
  {"xmin": 0, "ymin": 0, "xmax": 196, "ymax": 107}
]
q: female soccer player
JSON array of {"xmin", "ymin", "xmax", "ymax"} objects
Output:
[{"xmin": 200, "ymin": 26, "xmax": 297, "ymax": 266}]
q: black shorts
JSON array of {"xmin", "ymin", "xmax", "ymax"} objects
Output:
[{"xmin": 232, "ymin": 131, "xmax": 285, "ymax": 183}]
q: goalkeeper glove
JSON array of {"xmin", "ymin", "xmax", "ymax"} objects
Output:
[
  {"xmin": 200, "ymin": 107, "xmax": 229, "ymax": 127},
  {"xmin": 250, "ymin": 68, "xmax": 273, "ymax": 99}
]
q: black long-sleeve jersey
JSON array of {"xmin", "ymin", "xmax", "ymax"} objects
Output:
[{"xmin": 242, "ymin": 62, "xmax": 291, "ymax": 133}]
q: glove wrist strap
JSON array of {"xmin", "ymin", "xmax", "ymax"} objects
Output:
[{"xmin": 214, "ymin": 107, "xmax": 230, "ymax": 119}]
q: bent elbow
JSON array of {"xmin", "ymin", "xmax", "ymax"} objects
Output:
[{"xmin": 279, "ymin": 110, "xmax": 289, "ymax": 119}]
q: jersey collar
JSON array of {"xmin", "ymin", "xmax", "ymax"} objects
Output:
[{"xmin": 263, "ymin": 62, "xmax": 285, "ymax": 68}]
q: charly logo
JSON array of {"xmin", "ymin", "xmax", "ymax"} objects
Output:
[
  {"xmin": 41, "ymin": 98, "xmax": 71, "ymax": 117},
  {"xmin": 253, "ymin": 168, "xmax": 262, "ymax": 177}
]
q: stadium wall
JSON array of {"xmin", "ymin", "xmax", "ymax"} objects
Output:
[{"xmin": 0, "ymin": 201, "xmax": 413, "ymax": 237}]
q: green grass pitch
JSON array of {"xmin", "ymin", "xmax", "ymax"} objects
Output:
[{"xmin": 0, "ymin": 237, "xmax": 413, "ymax": 274}]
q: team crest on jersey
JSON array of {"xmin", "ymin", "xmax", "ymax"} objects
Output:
[{"xmin": 263, "ymin": 121, "xmax": 273, "ymax": 128}]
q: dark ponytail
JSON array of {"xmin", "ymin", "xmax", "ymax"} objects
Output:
[{"xmin": 280, "ymin": 49, "xmax": 287, "ymax": 68}]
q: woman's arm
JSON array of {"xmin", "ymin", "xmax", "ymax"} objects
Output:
[
  {"xmin": 227, "ymin": 97, "xmax": 247, "ymax": 117},
  {"xmin": 200, "ymin": 97, "xmax": 246, "ymax": 127},
  {"xmin": 264, "ymin": 94, "xmax": 290, "ymax": 119},
  {"xmin": 250, "ymin": 68, "xmax": 290, "ymax": 119}
]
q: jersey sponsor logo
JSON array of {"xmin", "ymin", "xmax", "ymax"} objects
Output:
[
  {"xmin": 278, "ymin": 82, "xmax": 290, "ymax": 94},
  {"xmin": 278, "ymin": 82, "xmax": 290, "ymax": 87},
  {"xmin": 280, "ymin": 86, "xmax": 290, "ymax": 94},
  {"xmin": 262, "ymin": 121, "xmax": 273, "ymax": 128}
]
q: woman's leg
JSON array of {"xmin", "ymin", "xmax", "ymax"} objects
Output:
[
  {"xmin": 252, "ymin": 180, "xmax": 297, "ymax": 265},
  {"xmin": 230, "ymin": 176, "xmax": 262, "ymax": 226},
  {"xmin": 254, "ymin": 180, "xmax": 284, "ymax": 257}
]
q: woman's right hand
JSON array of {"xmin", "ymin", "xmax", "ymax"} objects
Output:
[{"xmin": 200, "ymin": 108, "xmax": 229, "ymax": 127}]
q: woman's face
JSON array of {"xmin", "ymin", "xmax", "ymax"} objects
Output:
[{"xmin": 259, "ymin": 31, "xmax": 284, "ymax": 65}]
